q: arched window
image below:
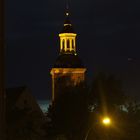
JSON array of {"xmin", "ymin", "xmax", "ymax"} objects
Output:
[
  {"xmin": 72, "ymin": 39, "xmax": 74, "ymax": 49},
  {"xmin": 62, "ymin": 39, "xmax": 65, "ymax": 50},
  {"xmin": 67, "ymin": 39, "xmax": 70, "ymax": 48}
]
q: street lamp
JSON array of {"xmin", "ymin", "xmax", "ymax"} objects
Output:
[
  {"xmin": 102, "ymin": 117, "xmax": 111, "ymax": 126},
  {"xmin": 85, "ymin": 116, "xmax": 111, "ymax": 140}
]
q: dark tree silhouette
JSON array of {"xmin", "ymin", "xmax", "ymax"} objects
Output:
[
  {"xmin": 89, "ymin": 73, "xmax": 125, "ymax": 113},
  {"xmin": 46, "ymin": 73, "xmax": 140, "ymax": 140},
  {"xmin": 87, "ymin": 73, "xmax": 140, "ymax": 140},
  {"xmin": 47, "ymin": 76, "xmax": 89, "ymax": 140},
  {"xmin": 7, "ymin": 106, "xmax": 45, "ymax": 140}
]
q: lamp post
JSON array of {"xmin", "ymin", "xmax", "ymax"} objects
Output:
[
  {"xmin": 102, "ymin": 117, "xmax": 111, "ymax": 140},
  {"xmin": 85, "ymin": 116, "xmax": 111, "ymax": 140},
  {"xmin": 84, "ymin": 127, "xmax": 93, "ymax": 140}
]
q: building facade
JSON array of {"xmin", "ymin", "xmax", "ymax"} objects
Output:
[{"xmin": 50, "ymin": 10, "xmax": 86, "ymax": 101}]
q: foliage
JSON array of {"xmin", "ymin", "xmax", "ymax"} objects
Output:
[
  {"xmin": 6, "ymin": 106, "xmax": 45, "ymax": 140},
  {"xmin": 89, "ymin": 73, "xmax": 125, "ymax": 113},
  {"xmin": 46, "ymin": 73, "xmax": 140, "ymax": 140},
  {"xmin": 47, "ymin": 82, "xmax": 89, "ymax": 140},
  {"xmin": 87, "ymin": 73, "xmax": 140, "ymax": 140}
]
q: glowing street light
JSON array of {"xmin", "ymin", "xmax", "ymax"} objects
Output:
[
  {"xmin": 102, "ymin": 117, "xmax": 111, "ymax": 126},
  {"xmin": 85, "ymin": 116, "xmax": 112, "ymax": 140}
]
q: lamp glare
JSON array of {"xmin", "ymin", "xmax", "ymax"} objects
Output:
[{"xmin": 102, "ymin": 117, "xmax": 111, "ymax": 126}]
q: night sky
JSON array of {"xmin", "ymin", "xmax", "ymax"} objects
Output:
[{"xmin": 6, "ymin": 0, "xmax": 140, "ymax": 100}]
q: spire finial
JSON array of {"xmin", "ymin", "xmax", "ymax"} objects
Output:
[{"xmin": 66, "ymin": 0, "xmax": 69, "ymax": 16}]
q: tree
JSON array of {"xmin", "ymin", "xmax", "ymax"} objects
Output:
[
  {"xmin": 122, "ymin": 100, "xmax": 140, "ymax": 140},
  {"xmin": 87, "ymin": 73, "xmax": 126, "ymax": 140},
  {"xmin": 89, "ymin": 73, "xmax": 125, "ymax": 113},
  {"xmin": 46, "ymin": 73, "xmax": 140, "ymax": 140},
  {"xmin": 7, "ymin": 106, "xmax": 45, "ymax": 140},
  {"xmin": 47, "ymin": 80, "xmax": 89, "ymax": 140},
  {"xmin": 87, "ymin": 73, "xmax": 140, "ymax": 140}
]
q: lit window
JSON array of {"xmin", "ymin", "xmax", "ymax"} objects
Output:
[{"xmin": 67, "ymin": 40, "xmax": 70, "ymax": 48}]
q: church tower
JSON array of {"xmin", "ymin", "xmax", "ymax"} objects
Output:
[{"xmin": 50, "ymin": 8, "xmax": 86, "ymax": 101}]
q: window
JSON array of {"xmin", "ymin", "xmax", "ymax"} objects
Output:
[
  {"xmin": 72, "ymin": 40, "xmax": 74, "ymax": 48},
  {"xmin": 67, "ymin": 40, "xmax": 70, "ymax": 48},
  {"xmin": 62, "ymin": 39, "xmax": 65, "ymax": 50}
]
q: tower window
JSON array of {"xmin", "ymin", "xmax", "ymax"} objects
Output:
[
  {"xmin": 62, "ymin": 39, "xmax": 65, "ymax": 50},
  {"xmin": 67, "ymin": 40, "xmax": 70, "ymax": 48},
  {"xmin": 72, "ymin": 40, "xmax": 74, "ymax": 49}
]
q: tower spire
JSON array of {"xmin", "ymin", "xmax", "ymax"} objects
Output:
[
  {"xmin": 59, "ymin": 0, "xmax": 77, "ymax": 55},
  {"xmin": 66, "ymin": 0, "xmax": 69, "ymax": 16},
  {"xmin": 50, "ymin": 0, "xmax": 86, "ymax": 102}
]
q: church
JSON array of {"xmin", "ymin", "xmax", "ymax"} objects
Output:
[{"xmin": 50, "ymin": 9, "xmax": 86, "ymax": 101}]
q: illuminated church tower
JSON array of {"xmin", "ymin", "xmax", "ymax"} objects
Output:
[{"xmin": 50, "ymin": 8, "xmax": 86, "ymax": 101}]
